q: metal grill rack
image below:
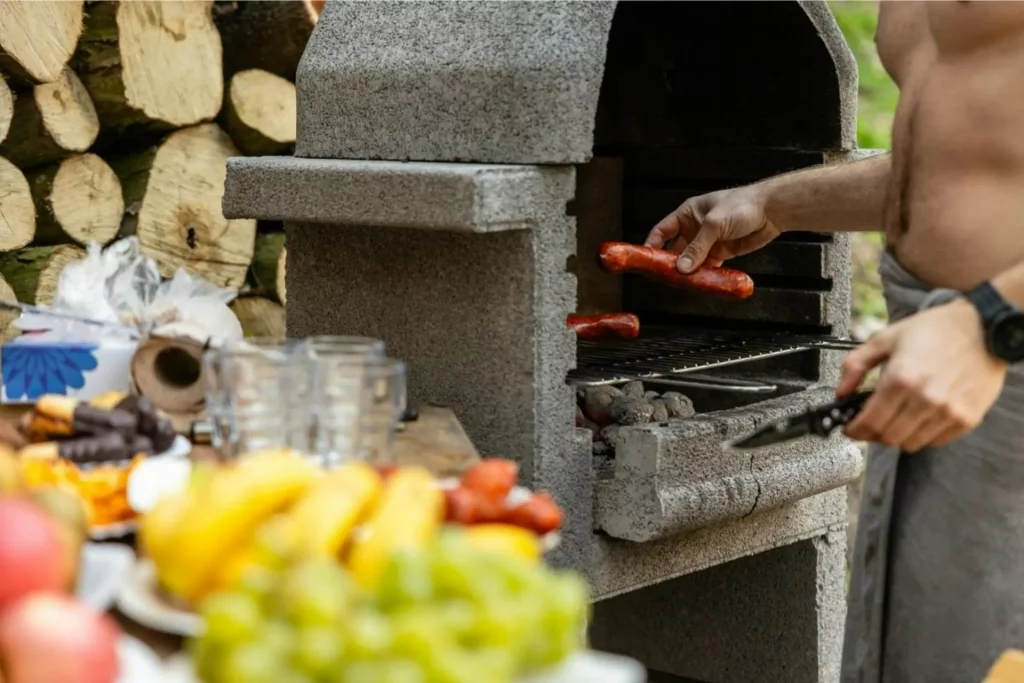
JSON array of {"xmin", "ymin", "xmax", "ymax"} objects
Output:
[{"xmin": 569, "ymin": 330, "xmax": 860, "ymax": 392}]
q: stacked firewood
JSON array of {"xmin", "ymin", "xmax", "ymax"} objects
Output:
[{"xmin": 0, "ymin": 0, "xmax": 315, "ymax": 338}]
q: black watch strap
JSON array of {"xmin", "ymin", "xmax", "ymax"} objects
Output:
[{"xmin": 966, "ymin": 281, "xmax": 1012, "ymax": 324}]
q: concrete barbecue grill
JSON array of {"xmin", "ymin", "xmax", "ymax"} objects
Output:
[{"xmin": 223, "ymin": 2, "xmax": 866, "ymax": 680}]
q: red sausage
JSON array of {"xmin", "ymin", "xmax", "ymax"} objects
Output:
[
  {"xmin": 566, "ymin": 313, "xmax": 640, "ymax": 340},
  {"xmin": 598, "ymin": 242, "xmax": 755, "ymax": 300}
]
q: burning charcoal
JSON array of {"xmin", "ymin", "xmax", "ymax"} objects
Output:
[
  {"xmin": 575, "ymin": 405, "xmax": 586, "ymax": 428},
  {"xmin": 643, "ymin": 390, "xmax": 660, "ymax": 401},
  {"xmin": 593, "ymin": 440, "xmax": 612, "ymax": 456},
  {"xmin": 650, "ymin": 399, "xmax": 669, "ymax": 423},
  {"xmin": 609, "ymin": 396, "xmax": 655, "ymax": 425},
  {"xmin": 582, "ymin": 385, "xmax": 622, "ymax": 426},
  {"xmin": 661, "ymin": 392, "xmax": 695, "ymax": 419},
  {"xmin": 622, "ymin": 381, "xmax": 645, "ymax": 399}
]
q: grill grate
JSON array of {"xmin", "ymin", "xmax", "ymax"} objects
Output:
[{"xmin": 569, "ymin": 329, "xmax": 859, "ymax": 389}]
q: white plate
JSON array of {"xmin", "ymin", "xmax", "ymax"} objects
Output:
[
  {"xmin": 117, "ymin": 635, "xmax": 166, "ymax": 683},
  {"xmin": 88, "ymin": 436, "xmax": 193, "ymax": 541},
  {"xmin": 116, "ymin": 559, "xmax": 203, "ymax": 638},
  {"xmin": 76, "ymin": 542, "xmax": 135, "ymax": 611}
]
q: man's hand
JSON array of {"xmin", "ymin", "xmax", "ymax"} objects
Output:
[
  {"xmin": 645, "ymin": 186, "xmax": 783, "ymax": 273},
  {"xmin": 838, "ymin": 299, "xmax": 1008, "ymax": 451}
]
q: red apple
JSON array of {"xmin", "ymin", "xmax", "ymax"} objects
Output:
[
  {"xmin": 0, "ymin": 498, "xmax": 72, "ymax": 610},
  {"xmin": 0, "ymin": 594, "xmax": 120, "ymax": 683}
]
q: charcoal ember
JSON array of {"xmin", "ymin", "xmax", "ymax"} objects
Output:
[
  {"xmin": 643, "ymin": 390, "xmax": 660, "ymax": 401},
  {"xmin": 622, "ymin": 381, "xmax": 645, "ymax": 399},
  {"xmin": 609, "ymin": 395, "xmax": 655, "ymax": 425},
  {"xmin": 582, "ymin": 385, "xmax": 623, "ymax": 426},
  {"xmin": 592, "ymin": 440, "xmax": 612, "ymax": 456},
  {"xmin": 661, "ymin": 392, "xmax": 695, "ymax": 419},
  {"xmin": 650, "ymin": 399, "xmax": 669, "ymax": 423}
]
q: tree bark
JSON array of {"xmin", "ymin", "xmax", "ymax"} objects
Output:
[
  {"xmin": 230, "ymin": 295, "xmax": 285, "ymax": 338},
  {"xmin": 214, "ymin": 0, "xmax": 319, "ymax": 81},
  {"xmin": 220, "ymin": 69, "xmax": 297, "ymax": 156},
  {"xmin": 26, "ymin": 154, "xmax": 124, "ymax": 247},
  {"xmin": 0, "ymin": 68, "xmax": 99, "ymax": 169},
  {"xmin": 249, "ymin": 233, "xmax": 286, "ymax": 305},
  {"xmin": 0, "ymin": 273, "xmax": 18, "ymax": 341},
  {"xmin": 0, "ymin": 245, "xmax": 85, "ymax": 306},
  {"xmin": 0, "ymin": 1, "xmax": 84, "ymax": 85},
  {"xmin": 106, "ymin": 123, "xmax": 256, "ymax": 289},
  {"xmin": 72, "ymin": 1, "xmax": 222, "ymax": 138},
  {"xmin": 0, "ymin": 157, "xmax": 35, "ymax": 251}
]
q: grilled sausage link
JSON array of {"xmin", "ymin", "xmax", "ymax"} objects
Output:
[
  {"xmin": 598, "ymin": 242, "xmax": 755, "ymax": 300},
  {"xmin": 566, "ymin": 313, "xmax": 640, "ymax": 340}
]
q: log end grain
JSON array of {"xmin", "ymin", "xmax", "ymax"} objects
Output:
[
  {"xmin": 76, "ymin": 0, "xmax": 223, "ymax": 131},
  {"xmin": 0, "ymin": 157, "xmax": 35, "ymax": 251},
  {"xmin": 222, "ymin": 69, "xmax": 297, "ymax": 156},
  {"xmin": 0, "ymin": 74, "xmax": 11, "ymax": 144},
  {"xmin": 121, "ymin": 123, "xmax": 256, "ymax": 289},
  {"xmin": 0, "ymin": 1, "xmax": 84, "ymax": 84},
  {"xmin": 30, "ymin": 154, "xmax": 124, "ymax": 246},
  {"xmin": 0, "ymin": 273, "xmax": 18, "ymax": 341},
  {"xmin": 230, "ymin": 295, "xmax": 285, "ymax": 338}
]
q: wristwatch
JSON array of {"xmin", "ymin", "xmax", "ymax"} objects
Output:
[{"xmin": 965, "ymin": 281, "xmax": 1024, "ymax": 363}]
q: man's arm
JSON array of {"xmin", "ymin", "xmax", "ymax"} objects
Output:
[{"xmin": 764, "ymin": 152, "xmax": 891, "ymax": 234}]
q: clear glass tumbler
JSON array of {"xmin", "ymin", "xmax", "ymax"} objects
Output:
[
  {"xmin": 211, "ymin": 338, "xmax": 311, "ymax": 459},
  {"xmin": 356, "ymin": 358, "xmax": 407, "ymax": 467}
]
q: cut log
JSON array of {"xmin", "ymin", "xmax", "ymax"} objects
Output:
[
  {"xmin": 0, "ymin": 273, "xmax": 18, "ymax": 341},
  {"xmin": 73, "ymin": 1, "xmax": 222, "ymax": 136},
  {"xmin": 221, "ymin": 69, "xmax": 297, "ymax": 156},
  {"xmin": 250, "ymin": 233, "xmax": 286, "ymax": 305},
  {"xmin": 0, "ymin": 157, "xmax": 35, "ymax": 251},
  {"xmin": 106, "ymin": 123, "xmax": 256, "ymax": 289},
  {"xmin": 0, "ymin": 67, "xmax": 99, "ymax": 170},
  {"xmin": 230, "ymin": 296, "xmax": 285, "ymax": 338},
  {"xmin": 215, "ymin": 0, "xmax": 319, "ymax": 81},
  {"xmin": 0, "ymin": 1, "xmax": 84, "ymax": 85},
  {"xmin": 26, "ymin": 154, "xmax": 124, "ymax": 247},
  {"xmin": 0, "ymin": 245, "xmax": 84, "ymax": 306},
  {"xmin": 0, "ymin": 74, "xmax": 11, "ymax": 145}
]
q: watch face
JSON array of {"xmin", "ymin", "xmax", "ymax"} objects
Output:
[{"xmin": 991, "ymin": 312, "xmax": 1024, "ymax": 362}]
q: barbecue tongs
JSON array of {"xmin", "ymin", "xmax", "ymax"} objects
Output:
[{"xmin": 727, "ymin": 390, "xmax": 873, "ymax": 450}]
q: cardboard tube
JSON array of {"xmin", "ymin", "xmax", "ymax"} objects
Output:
[{"xmin": 131, "ymin": 335, "xmax": 206, "ymax": 416}]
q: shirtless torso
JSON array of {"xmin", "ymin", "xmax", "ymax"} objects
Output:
[{"xmin": 880, "ymin": 1, "xmax": 1024, "ymax": 291}]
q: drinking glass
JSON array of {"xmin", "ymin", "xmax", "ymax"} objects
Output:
[
  {"xmin": 207, "ymin": 338, "xmax": 310, "ymax": 459},
  {"xmin": 356, "ymin": 358, "xmax": 407, "ymax": 466}
]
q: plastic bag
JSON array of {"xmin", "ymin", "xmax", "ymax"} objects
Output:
[{"xmin": 14, "ymin": 237, "xmax": 243, "ymax": 343}]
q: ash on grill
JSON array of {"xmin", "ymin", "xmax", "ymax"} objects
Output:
[{"xmin": 576, "ymin": 380, "xmax": 694, "ymax": 456}]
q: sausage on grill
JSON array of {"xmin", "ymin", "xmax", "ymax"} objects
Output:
[
  {"xmin": 566, "ymin": 313, "xmax": 640, "ymax": 340},
  {"xmin": 598, "ymin": 242, "xmax": 755, "ymax": 300}
]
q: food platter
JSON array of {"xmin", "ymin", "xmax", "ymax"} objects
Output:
[
  {"xmin": 76, "ymin": 542, "xmax": 136, "ymax": 611},
  {"xmin": 116, "ymin": 559, "xmax": 204, "ymax": 638}
]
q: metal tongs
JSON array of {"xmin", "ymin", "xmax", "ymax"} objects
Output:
[{"xmin": 726, "ymin": 390, "xmax": 873, "ymax": 450}]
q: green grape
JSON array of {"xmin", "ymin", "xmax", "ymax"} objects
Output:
[
  {"xmin": 391, "ymin": 610, "xmax": 453, "ymax": 663},
  {"xmin": 468, "ymin": 598, "xmax": 531, "ymax": 652},
  {"xmin": 236, "ymin": 565, "xmax": 278, "ymax": 610},
  {"xmin": 275, "ymin": 673, "xmax": 316, "ymax": 683},
  {"xmin": 259, "ymin": 619, "xmax": 297, "ymax": 659},
  {"xmin": 346, "ymin": 610, "xmax": 395, "ymax": 659},
  {"xmin": 463, "ymin": 648, "xmax": 517, "ymax": 683},
  {"xmin": 188, "ymin": 636, "xmax": 222, "ymax": 683},
  {"xmin": 251, "ymin": 519, "xmax": 294, "ymax": 570},
  {"xmin": 201, "ymin": 592, "xmax": 264, "ymax": 646},
  {"xmin": 215, "ymin": 642, "xmax": 286, "ymax": 683},
  {"xmin": 279, "ymin": 559, "xmax": 356, "ymax": 628},
  {"xmin": 432, "ymin": 600, "xmax": 476, "ymax": 644},
  {"xmin": 428, "ymin": 535, "xmax": 481, "ymax": 600},
  {"xmin": 356, "ymin": 659, "xmax": 426, "ymax": 683},
  {"xmin": 292, "ymin": 626, "xmax": 344, "ymax": 677},
  {"xmin": 377, "ymin": 551, "xmax": 434, "ymax": 611}
]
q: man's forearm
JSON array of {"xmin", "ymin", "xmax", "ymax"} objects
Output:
[{"xmin": 758, "ymin": 152, "xmax": 891, "ymax": 234}]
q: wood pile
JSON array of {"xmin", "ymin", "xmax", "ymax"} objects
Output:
[{"xmin": 0, "ymin": 0, "xmax": 313, "ymax": 339}]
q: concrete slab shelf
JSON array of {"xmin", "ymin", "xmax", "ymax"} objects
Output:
[{"xmin": 223, "ymin": 156, "xmax": 571, "ymax": 233}]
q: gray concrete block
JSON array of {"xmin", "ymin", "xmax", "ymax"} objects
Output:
[
  {"xmin": 295, "ymin": 1, "xmax": 615, "ymax": 163},
  {"xmin": 590, "ymin": 527, "xmax": 847, "ymax": 683},
  {"xmin": 798, "ymin": 0, "xmax": 859, "ymax": 150},
  {"xmin": 282, "ymin": 167, "xmax": 576, "ymax": 486},
  {"xmin": 539, "ymin": 428, "xmax": 596, "ymax": 579},
  {"xmin": 594, "ymin": 387, "xmax": 863, "ymax": 543},
  {"xmin": 223, "ymin": 157, "xmax": 564, "ymax": 233}
]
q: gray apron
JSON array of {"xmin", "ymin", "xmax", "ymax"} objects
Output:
[{"xmin": 842, "ymin": 250, "xmax": 1024, "ymax": 683}]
